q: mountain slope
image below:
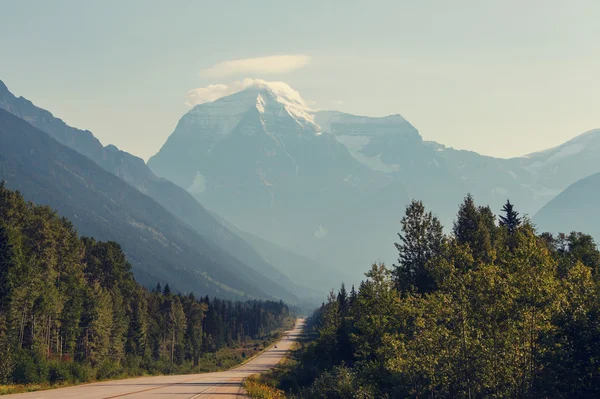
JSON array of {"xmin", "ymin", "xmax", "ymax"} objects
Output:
[
  {"xmin": 150, "ymin": 81, "xmax": 578, "ymax": 277},
  {"xmin": 212, "ymin": 212, "xmax": 351, "ymax": 294},
  {"xmin": 148, "ymin": 82, "xmax": 393, "ymax": 268},
  {"xmin": 0, "ymin": 108, "xmax": 295, "ymax": 301},
  {"xmin": 533, "ymin": 172, "xmax": 600, "ymax": 240},
  {"xmin": 518, "ymin": 128, "xmax": 600, "ymax": 192},
  {"xmin": 0, "ymin": 79, "xmax": 315, "ymax": 302}
]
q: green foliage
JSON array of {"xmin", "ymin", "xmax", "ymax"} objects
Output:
[
  {"xmin": 0, "ymin": 184, "xmax": 291, "ymax": 386},
  {"xmin": 284, "ymin": 196, "xmax": 600, "ymax": 398},
  {"xmin": 245, "ymin": 376, "xmax": 288, "ymax": 398},
  {"xmin": 393, "ymin": 200, "xmax": 444, "ymax": 293}
]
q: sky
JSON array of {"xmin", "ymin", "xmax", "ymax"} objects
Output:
[{"xmin": 1, "ymin": 0, "xmax": 599, "ymax": 160}]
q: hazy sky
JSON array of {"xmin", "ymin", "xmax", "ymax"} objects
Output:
[{"xmin": 1, "ymin": 0, "xmax": 598, "ymax": 160}]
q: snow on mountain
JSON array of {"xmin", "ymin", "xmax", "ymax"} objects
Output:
[
  {"xmin": 333, "ymin": 134, "xmax": 401, "ymax": 173},
  {"xmin": 314, "ymin": 110, "xmax": 416, "ymax": 136},
  {"xmin": 524, "ymin": 128, "xmax": 600, "ymax": 159},
  {"xmin": 517, "ymin": 128, "xmax": 600, "ymax": 192},
  {"xmin": 313, "ymin": 110, "xmax": 419, "ymax": 173},
  {"xmin": 149, "ymin": 79, "xmax": 600, "ymax": 280},
  {"xmin": 181, "ymin": 79, "xmax": 319, "ymax": 139}
]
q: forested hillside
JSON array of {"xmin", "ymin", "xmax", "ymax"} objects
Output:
[
  {"xmin": 0, "ymin": 108, "xmax": 298, "ymax": 301},
  {"xmin": 266, "ymin": 196, "xmax": 600, "ymax": 398},
  {"xmin": 0, "ymin": 184, "xmax": 291, "ymax": 386},
  {"xmin": 0, "ymin": 79, "xmax": 315, "ymax": 304}
]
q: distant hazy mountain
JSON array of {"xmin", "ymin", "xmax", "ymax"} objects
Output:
[
  {"xmin": 0, "ymin": 78, "xmax": 331, "ymax": 303},
  {"xmin": 148, "ymin": 81, "xmax": 393, "ymax": 278},
  {"xmin": 148, "ymin": 80, "xmax": 600, "ymax": 277},
  {"xmin": 212, "ymin": 211, "xmax": 353, "ymax": 295},
  {"xmin": 518, "ymin": 128, "xmax": 600, "ymax": 193},
  {"xmin": 534, "ymin": 171, "xmax": 600, "ymax": 241},
  {"xmin": 0, "ymin": 108, "xmax": 298, "ymax": 301}
]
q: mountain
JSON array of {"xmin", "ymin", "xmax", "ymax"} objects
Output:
[
  {"xmin": 0, "ymin": 79, "xmax": 329, "ymax": 303},
  {"xmin": 518, "ymin": 128, "xmax": 600, "ymax": 193},
  {"xmin": 533, "ymin": 171, "xmax": 600, "ymax": 241},
  {"xmin": 212, "ymin": 211, "xmax": 353, "ymax": 294},
  {"xmin": 151, "ymin": 80, "xmax": 598, "ymax": 278},
  {"xmin": 149, "ymin": 80, "xmax": 600, "ymax": 278},
  {"xmin": 148, "ymin": 81, "xmax": 394, "ymax": 278},
  {"xmin": 0, "ymin": 107, "xmax": 301, "ymax": 301}
]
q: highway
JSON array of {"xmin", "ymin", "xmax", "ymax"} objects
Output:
[{"xmin": 6, "ymin": 319, "xmax": 304, "ymax": 399}]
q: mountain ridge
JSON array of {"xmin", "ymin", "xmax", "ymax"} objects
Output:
[
  {"xmin": 0, "ymin": 78, "xmax": 329, "ymax": 304},
  {"xmin": 0, "ymin": 108, "xmax": 279, "ymax": 300},
  {"xmin": 149, "ymin": 81, "xmax": 600, "ymax": 278}
]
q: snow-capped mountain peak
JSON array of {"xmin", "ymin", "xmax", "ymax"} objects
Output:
[{"xmin": 184, "ymin": 79, "xmax": 318, "ymax": 136}]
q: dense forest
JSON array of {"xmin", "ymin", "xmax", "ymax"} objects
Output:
[
  {"xmin": 0, "ymin": 183, "xmax": 291, "ymax": 386},
  {"xmin": 270, "ymin": 196, "xmax": 600, "ymax": 398}
]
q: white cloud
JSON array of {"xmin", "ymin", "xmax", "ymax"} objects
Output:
[
  {"xmin": 184, "ymin": 84, "xmax": 231, "ymax": 107},
  {"xmin": 185, "ymin": 78, "xmax": 310, "ymax": 109},
  {"xmin": 200, "ymin": 55, "xmax": 310, "ymax": 78}
]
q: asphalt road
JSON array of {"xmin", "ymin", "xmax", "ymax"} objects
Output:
[{"xmin": 6, "ymin": 318, "xmax": 305, "ymax": 399}]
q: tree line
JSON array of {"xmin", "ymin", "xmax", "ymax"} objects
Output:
[
  {"xmin": 0, "ymin": 183, "xmax": 291, "ymax": 385},
  {"xmin": 284, "ymin": 196, "xmax": 600, "ymax": 398}
]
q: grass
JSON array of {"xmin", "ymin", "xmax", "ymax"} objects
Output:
[
  {"xmin": 243, "ymin": 341, "xmax": 302, "ymax": 399},
  {"xmin": 243, "ymin": 323, "xmax": 317, "ymax": 399},
  {"xmin": 244, "ymin": 378, "xmax": 288, "ymax": 399},
  {"xmin": 0, "ymin": 384, "xmax": 45, "ymax": 395},
  {"xmin": 0, "ymin": 317, "xmax": 297, "ymax": 396}
]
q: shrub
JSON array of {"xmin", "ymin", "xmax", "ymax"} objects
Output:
[
  {"xmin": 95, "ymin": 360, "xmax": 122, "ymax": 380},
  {"xmin": 244, "ymin": 378, "xmax": 287, "ymax": 399},
  {"xmin": 11, "ymin": 350, "xmax": 47, "ymax": 384},
  {"xmin": 0, "ymin": 346, "xmax": 14, "ymax": 384},
  {"xmin": 70, "ymin": 362, "xmax": 93, "ymax": 383},
  {"xmin": 48, "ymin": 360, "xmax": 73, "ymax": 384},
  {"xmin": 299, "ymin": 365, "xmax": 374, "ymax": 399}
]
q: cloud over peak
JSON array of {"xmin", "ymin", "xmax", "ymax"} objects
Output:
[
  {"xmin": 185, "ymin": 78, "xmax": 309, "ymax": 108},
  {"xmin": 199, "ymin": 55, "xmax": 310, "ymax": 78}
]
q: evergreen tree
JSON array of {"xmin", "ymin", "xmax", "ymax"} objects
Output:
[
  {"xmin": 0, "ymin": 185, "xmax": 292, "ymax": 385},
  {"xmin": 453, "ymin": 194, "xmax": 479, "ymax": 245},
  {"xmin": 0, "ymin": 225, "xmax": 14, "ymax": 312},
  {"xmin": 499, "ymin": 199, "xmax": 521, "ymax": 234},
  {"xmin": 393, "ymin": 200, "xmax": 444, "ymax": 293},
  {"xmin": 287, "ymin": 193, "xmax": 600, "ymax": 398},
  {"xmin": 453, "ymin": 195, "xmax": 496, "ymax": 263},
  {"xmin": 337, "ymin": 283, "xmax": 348, "ymax": 315}
]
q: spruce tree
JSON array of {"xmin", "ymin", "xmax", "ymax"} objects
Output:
[
  {"xmin": 337, "ymin": 283, "xmax": 348, "ymax": 315},
  {"xmin": 0, "ymin": 225, "xmax": 14, "ymax": 306},
  {"xmin": 499, "ymin": 199, "xmax": 521, "ymax": 234},
  {"xmin": 453, "ymin": 194, "xmax": 479, "ymax": 245},
  {"xmin": 452, "ymin": 195, "xmax": 497, "ymax": 263},
  {"xmin": 394, "ymin": 200, "xmax": 444, "ymax": 293}
]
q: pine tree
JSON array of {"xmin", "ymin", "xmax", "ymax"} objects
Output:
[
  {"xmin": 452, "ymin": 195, "xmax": 497, "ymax": 263},
  {"xmin": 349, "ymin": 285, "xmax": 357, "ymax": 306},
  {"xmin": 499, "ymin": 200, "xmax": 521, "ymax": 234},
  {"xmin": 0, "ymin": 225, "xmax": 15, "ymax": 383},
  {"xmin": 337, "ymin": 283, "xmax": 348, "ymax": 315},
  {"xmin": 394, "ymin": 200, "xmax": 444, "ymax": 293},
  {"xmin": 453, "ymin": 194, "xmax": 479, "ymax": 245},
  {"xmin": 0, "ymin": 225, "xmax": 14, "ymax": 309}
]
